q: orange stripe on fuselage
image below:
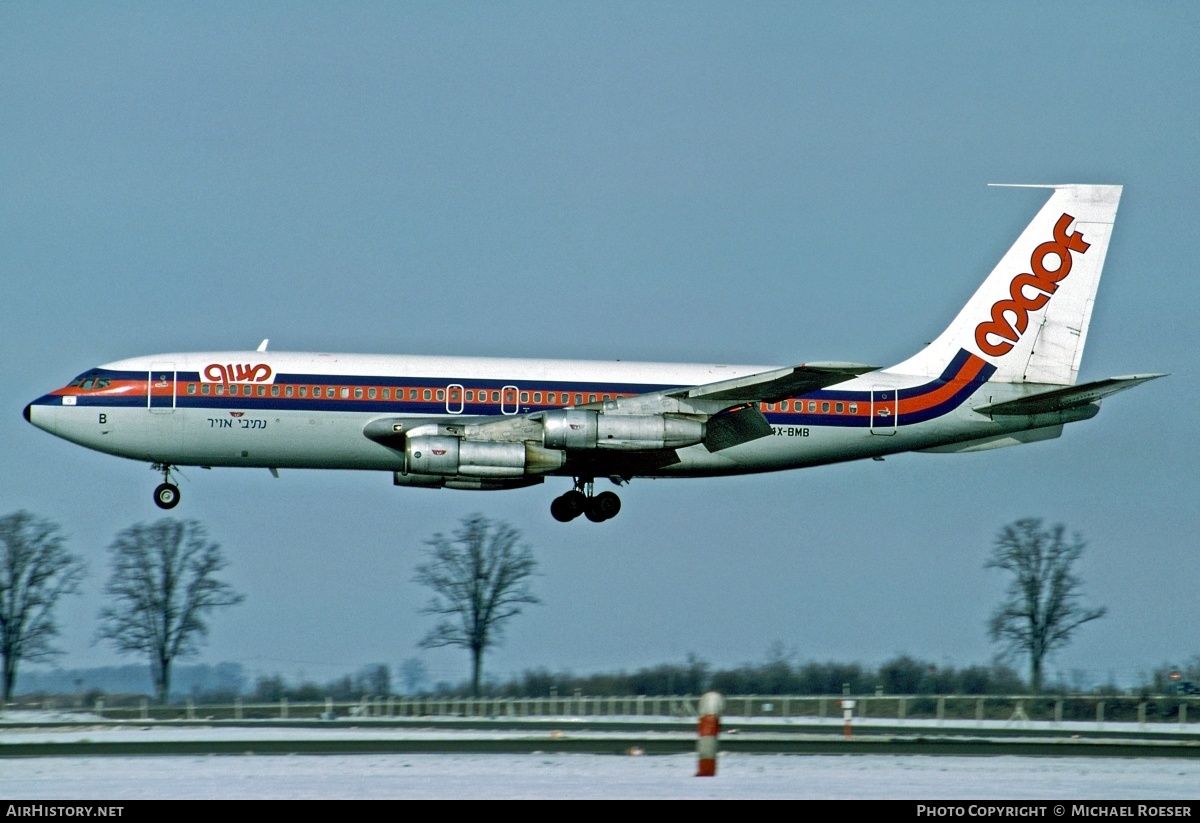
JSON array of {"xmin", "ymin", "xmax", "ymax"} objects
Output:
[
  {"xmin": 54, "ymin": 380, "xmax": 145, "ymax": 397},
  {"xmin": 897, "ymin": 354, "xmax": 988, "ymax": 415}
]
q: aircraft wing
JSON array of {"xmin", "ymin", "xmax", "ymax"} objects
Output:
[
  {"xmin": 668, "ymin": 362, "xmax": 878, "ymax": 403},
  {"xmin": 480, "ymin": 361, "xmax": 876, "ymax": 453},
  {"xmin": 661, "ymin": 361, "xmax": 878, "ymax": 451},
  {"xmin": 574, "ymin": 361, "xmax": 876, "ymax": 418},
  {"xmin": 974, "ymin": 374, "xmax": 1166, "ymax": 416},
  {"xmin": 366, "ymin": 362, "xmax": 878, "ymax": 456}
]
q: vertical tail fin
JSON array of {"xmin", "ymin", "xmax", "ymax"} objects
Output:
[{"xmin": 889, "ymin": 184, "xmax": 1122, "ymax": 385}]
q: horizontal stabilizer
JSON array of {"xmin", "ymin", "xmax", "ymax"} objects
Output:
[
  {"xmin": 704, "ymin": 403, "xmax": 773, "ymax": 452},
  {"xmin": 680, "ymin": 362, "xmax": 877, "ymax": 403},
  {"xmin": 974, "ymin": 374, "xmax": 1166, "ymax": 416}
]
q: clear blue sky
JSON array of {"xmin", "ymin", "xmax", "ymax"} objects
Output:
[{"xmin": 2, "ymin": 2, "xmax": 1196, "ymax": 691}]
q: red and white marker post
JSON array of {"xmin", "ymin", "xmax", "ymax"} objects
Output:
[
  {"xmin": 840, "ymin": 699, "xmax": 855, "ymax": 738},
  {"xmin": 696, "ymin": 691, "xmax": 724, "ymax": 777}
]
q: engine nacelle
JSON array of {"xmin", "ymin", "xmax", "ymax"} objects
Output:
[
  {"xmin": 404, "ymin": 435, "xmax": 565, "ymax": 478},
  {"xmin": 393, "ymin": 472, "xmax": 543, "ymax": 491},
  {"xmin": 541, "ymin": 409, "xmax": 705, "ymax": 451},
  {"xmin": 540, "ymin": 409, "xmax": 597, "ymax": 450}
]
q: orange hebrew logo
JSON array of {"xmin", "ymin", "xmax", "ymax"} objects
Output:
[
  {"xmin": 203, "ymin": 363, "xmax": 273, "ymax": 383},
  {"xmin": 974, "ymin": 213, "xmax": 1090, "ymax": 357}
]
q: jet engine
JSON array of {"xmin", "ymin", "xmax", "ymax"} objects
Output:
[
  {"xmin": 541, "ymin": 409, "xmax": 704, "ymax": 451},
  {"xmin": 392, "ymin": 472, "xmax": 543, "ymax": 491},
  {"xmin": 404, "ymin": 435, "xmax": 565, "ymax": 478}
]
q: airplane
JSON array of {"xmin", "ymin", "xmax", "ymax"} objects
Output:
[{"xmin": 24, "ymin": 184, "xmax": 1163, "ymax": 523}]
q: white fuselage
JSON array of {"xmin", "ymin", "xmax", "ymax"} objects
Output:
[{"xmin": 25, "ymin": 349, "xmax": 1088, "ymax": 481}]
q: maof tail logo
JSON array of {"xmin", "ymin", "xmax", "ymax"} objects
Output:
[{"xmin": 974, "ymin": 213, "xmax": 1090, "ymax": 357}]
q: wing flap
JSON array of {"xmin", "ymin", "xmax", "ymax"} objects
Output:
[{"xmin": 703, "ymin": 403, "xmax": 773, "ymax": 452}]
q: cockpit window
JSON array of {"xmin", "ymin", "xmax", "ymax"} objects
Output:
[{"xmin": 67, "ymin": 373, "xmax": 110, "ymax": 391}]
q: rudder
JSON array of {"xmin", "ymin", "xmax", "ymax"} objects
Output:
[{"xmin": 889, "ymin": 184, "xmax": 1122, "ymax": 385}]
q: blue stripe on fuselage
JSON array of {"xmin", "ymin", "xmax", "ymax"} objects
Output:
[{"xmin": 35, "ymin": 352, "xmax": 994, "ymax": 427}]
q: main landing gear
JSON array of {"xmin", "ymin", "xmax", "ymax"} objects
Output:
[
  {"xmin": 551, "ymin": 478, "xmax": 621, "ymax": 523},
  {"xmin": 151, "ymin": 464, "xmax": 181, "ymax": 510}
]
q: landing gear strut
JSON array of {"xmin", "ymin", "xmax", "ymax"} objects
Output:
[
  {"xmin": 551, "ymin": 478, "xmax": 622, "ymax": 523},
  {"xmin": 151, "ymin": 464, "xmax": 181, "ymax": 510}
]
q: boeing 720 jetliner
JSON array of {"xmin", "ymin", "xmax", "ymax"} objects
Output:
[{"xmin": 25, "ymin": 185, "xmax": 1162, "ymax": 522}]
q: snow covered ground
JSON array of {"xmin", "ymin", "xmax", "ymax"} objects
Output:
[
  {"xmin": 1, "ymin": 713, "xmax": 1198, "ymax": 800},
  {"xmin": 3, "ymin": 751, "xmax": 1199, "ymax": 799}
]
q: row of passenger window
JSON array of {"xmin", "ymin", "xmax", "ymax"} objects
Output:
[
  {"xmin": 180, "ymin": 382, "xmax": 867, "ymax": 414},
  {"xmin": 764, "ymin": 400, "xmax": 859, "ymax": 414},
  {"xmin": 182, "ymin": 383, "xmax": 629, "ymax": 405}
]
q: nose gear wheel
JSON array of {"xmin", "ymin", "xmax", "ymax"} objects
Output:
[{"xmin": 151, "ymin": 464, "xmax": 181, "ymax": 510}]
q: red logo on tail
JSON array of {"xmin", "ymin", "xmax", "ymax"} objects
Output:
[{"xmin": 974, "ymin": 213, "xmax": 1090, "ymax": 357}]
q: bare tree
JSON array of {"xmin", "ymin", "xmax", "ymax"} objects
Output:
[
  {"xmin": 357, "ymin": 663, "xmax": 391, "ymax": 696},
  {"xmin": 399, "ymin": 657, "xmax": 429, "ymax": 695},
  {"xmin": 0, "ymin": 511, "xmax": 86, "ymax": 702},
  {"xmin": 96, "ymin": 519, "xmax": 243, "ymax": 703},
  {"xmin": 986, "ymin": 518, "xmax": 1107, "ymax": 692},
  {"xmin": 413, "ymin": 514, "xmax": 540, "ymax": 697}
]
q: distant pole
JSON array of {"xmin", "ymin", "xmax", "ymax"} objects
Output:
[
  {"xmin": 696, "ymin": 691, "xmax": 724, "ymax": 777},
  {"xmin": 841, "ymin": 699, "xmax": 856, "ymax": 738}
]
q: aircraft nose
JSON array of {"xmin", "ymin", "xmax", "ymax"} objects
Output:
[{"xmin": 23, "ymin": 403, "xmax": 31, "ymax": 423}]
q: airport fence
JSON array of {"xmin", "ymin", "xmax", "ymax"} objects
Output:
[{"xmin": 6, "ymin": 693, "xmax": 1199, "ymax": 727}]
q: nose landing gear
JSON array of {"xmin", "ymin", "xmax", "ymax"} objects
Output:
[
  {"xmin": 151, "ymin": 464, "xmax": 181, "ymax": 510},
  {"xmin": 551, "ymin": 478, "xmax": 622, "ymax": 523}
]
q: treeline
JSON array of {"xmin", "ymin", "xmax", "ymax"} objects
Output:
[
  {"xmin": 14, "ymin": 662, "xmax": 389, "ymax": 705},
  {"xmin": 16, "ymin": 663, "xmax": 246, "ymax": 702},
  {"xmin": 17, "ymin": 655, "xmax": 1200, "ymax": 706},
  {"xmin": 257, "ymin": 655, "xmax": 1194, "ymax": 700},
  {"xmin": 237, "ymin": 656, "xmax": 1028, "ymax": 702},
  {"xmin": 478, "ymin": 655, "xmax": 1200, "ymax": 699},
  {"xmin": 472, "ymin": 656, "xmax": 1028, "ymax": 699},
  {"xmin": 249, "ymin": 665, "xmax": 391, "ymax": 703}
]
